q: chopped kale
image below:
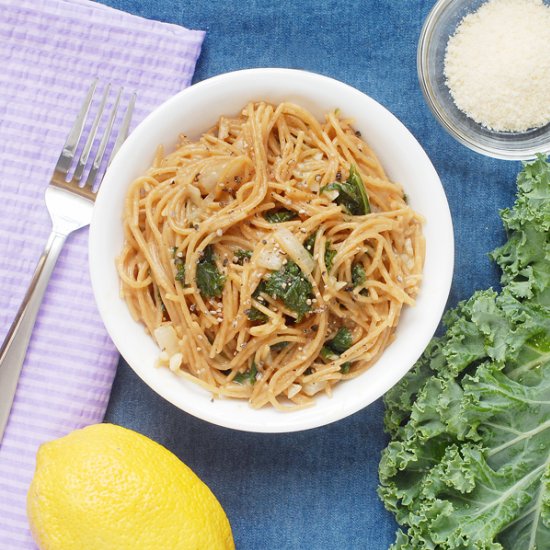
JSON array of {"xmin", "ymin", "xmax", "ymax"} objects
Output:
[
  {"xmin": 264, "ymin": 208, "xmax": 298, "ymax": 223},
  {"xmin": 320, "ymin": 327, "xmax": 354, "ymax": 368},
  {"xmin": 172, "ymin": 246, "xmax": 186, "ymax": 286},
  {"xmin": 304, "ymin": 232, "xmax": 317, "ymax": 254},
  {"xmin": 233, "ymin": 362, "xmax": 257, "ymax": 385},
  {"xmin": 340, "ymin": 361, "xmax": 352, "ymax": 374},
  {"xmin": 326, "ymin": 327, "xmax": 353, "ymax": 354},
  {"xmin": 320, "ymin": 346, "xmax": 336, "ymax": 361},
  {"xmin": 264, "ymin": 261, "xmax": 313, "ymax": 321},
  {"xmin": 321, "ymin": 164, "xmax": 371, "ymax": 215},
  {"xmin": 351, "ymin": 263, "xmax": 369, "ymax": 296},
  {"xmin": 234, "ymin": 249, "xmax": 252, "ymax": 264},
  {"xmin": 245, "ymin": 307, "xmax": 268, "ymax": 323},
  {"xmin": 173, "ymin": 250, "xmax": 186, "ymax": 287},
  {"xmin": 252, "ymin": 280, "xmax": 267, "ymax": 300},
  {"xmin": 156, "ymin": 287, "xmax": 166, "ymax": 313},
  {"xmin": 196, "ymin": 245, "xmax": 226, "ymax": 298},
  {"xmin": 325, "ymin": 241, "xmax": 337, "ymax": 272},
  {"xmin": 352, "ymin": 263, "xmax": 366, "ymax": 287}
]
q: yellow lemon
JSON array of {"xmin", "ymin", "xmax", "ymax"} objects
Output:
[{"xmin": 27, "ymin": 423, "xmax": 234, "ymax": 550}]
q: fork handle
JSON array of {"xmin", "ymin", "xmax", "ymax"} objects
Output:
[{"xmin": 0, "ymin": 231, "xmax": 67, "ymax": 441}]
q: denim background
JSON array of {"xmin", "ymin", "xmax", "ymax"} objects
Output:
[{"xmin": 99, "ymin": 1, "xmax": 520, "ymax": 548}]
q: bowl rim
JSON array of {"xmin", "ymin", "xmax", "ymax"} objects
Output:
[
  {"xmin": 89, "ymin": 67, "xmax": 454, "ymax": 432},
  {"xmin": 417, "ymin": 0, "xmax": 550, "ymax": 161}
]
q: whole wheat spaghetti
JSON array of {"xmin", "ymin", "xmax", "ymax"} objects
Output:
[{"xmin": 117, "ymin": 102, "xmax": 425, "ymax": 410}]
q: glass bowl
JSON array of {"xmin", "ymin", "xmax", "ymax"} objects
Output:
[{"xmin": 418, "ymin": 0, "xmax": 550, "ymax": 160}]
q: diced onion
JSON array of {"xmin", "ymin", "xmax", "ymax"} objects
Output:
[
  {"xmin": 273, "ymin": 228, "xmax": 315, "ymax": 275},
  {"xmin": 303, "ymin": 381, "xmax": 327, "ymax": 396},
  {"xmin": 287, "ymin": 383, "xmax": 302, "ymax": 399},
  {"xmin": 185, "ymin": 183, "xmax": 202, "ymax": 203},
  {"xmin": 153, "ymin": 325, "xmax": 179, "ymax": 356},
  {"xmin": 324, "ymin": 189, "xmax": 339, "ymax": 201},
  {"xmin": 258, "ymin": 248, "xmax": 283, "ymax": 271},
  {"xmin": 169, "ymin": 352, "xmax": 183, "ymax": 372}
]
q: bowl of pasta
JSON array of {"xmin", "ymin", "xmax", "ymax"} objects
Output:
[{"xmin": 89, "ymin": 68, "xmax": 453, "ymax": 432}]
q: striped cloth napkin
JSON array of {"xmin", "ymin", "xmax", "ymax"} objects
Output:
[{"xmin": 0, "ymin": 0, "xmax": 204, "ymax": 546}]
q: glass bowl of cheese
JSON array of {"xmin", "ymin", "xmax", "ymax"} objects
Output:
[{"xmin": 418, "ymin": 0, "xmax": 550, "ymax": 160}]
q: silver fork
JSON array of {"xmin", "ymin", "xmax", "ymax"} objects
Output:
[{"xmin": 0, "ymin": 82, "xmax": 135, "ymax": 441}]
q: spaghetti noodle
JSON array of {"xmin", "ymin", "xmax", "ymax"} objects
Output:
[{"xmin": 117, "ymin": 102, "xmax": 425, "ymax": 410}]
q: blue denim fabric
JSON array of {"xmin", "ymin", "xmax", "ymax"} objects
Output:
[{"xmin": 101, "ymin": 1, "xmax": 521, "ymax": 548}]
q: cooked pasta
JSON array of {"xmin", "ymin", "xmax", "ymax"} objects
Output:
[{"xmin": 117, "ymin": 101, "xmax": 425, "ymax": 410}]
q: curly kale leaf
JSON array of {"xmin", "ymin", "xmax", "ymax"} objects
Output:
[
  {"xmin": 379, "ymin": 157, "xmax": 550, "ymax": 550},
  {"xmin": 491, "ymin": 155, "xmax": 550, "ymax": 301}
]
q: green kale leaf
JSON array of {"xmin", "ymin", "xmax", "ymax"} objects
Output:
[
  {"xmin": 264, "ymin": 208, "xmax": 298, "ymax": 223},
  {"xmin": 196, "ymin": 245, "xmax": 226, "ymax": 298},
  {"xmin": 245, "ymin": 307, "xmax": 268, "ymax": 323},
  {"xmin": 233, "ymin": 362, "xmax": 257, "ymax": 385},
  {"xmin": 304, "ymin": 232, "xmax": 336, "ymax": 272},
  {"xmin": 325, "ymin": 241, "xmax": 337, "ymax": 272},
  {"xmin": 304, "ymin": 232, "xmax": 317, "ymax": 254},
  {"xmin": 234, "ymin": 249, "xmax": 252, "ymax": 264},
  {"xmin": 320, "ymin": 327, "xmax": 354, "ymax": 373},
  {"xmin": 321, "ymin": 164, "xmax": 371, "ymax": 215},
  {"xmin": 264, "ymin": 260, "xmax": 313, "ymax": 321},
  {"xmin": 378, "ymin": 156, "xmax": 550, "ymax": 550},
  {"xmin": 172, "ymin": 248, "xmax": 186, "ymax": 287},
  {"xmin": 352, "ymin": 263, "xmax": 366, "ymax": 287},
  {"xmin": 326, "ymin": 326, "xmax": 353, "ymax": 354}
]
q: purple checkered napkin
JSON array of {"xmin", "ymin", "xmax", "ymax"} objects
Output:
[{"xmin": 0, "ymin": 0, "xmax": 204, "ymax": 546}]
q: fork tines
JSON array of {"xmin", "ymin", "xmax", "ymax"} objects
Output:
[{"xmin": 54, "ymin": 81, "xmax": 135, "ymax": 194}]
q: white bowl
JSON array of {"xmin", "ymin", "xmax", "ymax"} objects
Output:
[{"xmin": 89, "ymin": 68, "xmax": 454, "ymax": 433}]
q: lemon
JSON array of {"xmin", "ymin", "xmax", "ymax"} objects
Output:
[{"xmin": 27, "ymin": 423, "xmax": 234, "ymax": 550}]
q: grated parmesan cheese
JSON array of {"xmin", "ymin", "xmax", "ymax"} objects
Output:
[{"xmin": 444, "ymin": 0, "xmax": 550, "ymax": 132}]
